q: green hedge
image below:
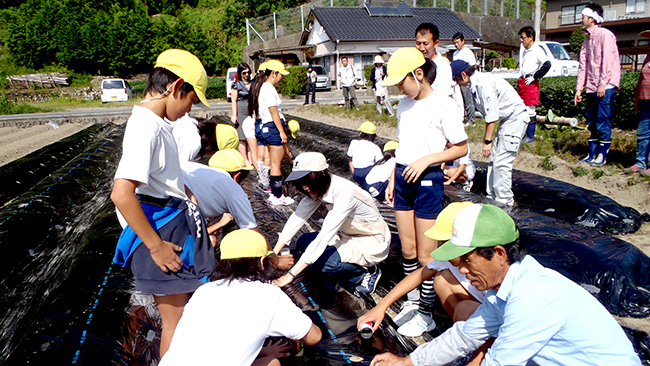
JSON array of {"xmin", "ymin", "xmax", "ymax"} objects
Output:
[
  {"xmin": 128, "ymin": 77, "xmax": 226, "ymax": 100},
  {"xmin": 277, "ymin": 65, "xmax": 307, "ymax": 98},
  {"xmin": 507, "ymin": 73, "xmax": 639, "ymax": 130}
]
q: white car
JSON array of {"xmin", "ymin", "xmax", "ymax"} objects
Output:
[
  {"xmin": 225, "ymin": 67, "xmax": 237, "ymax": 103},
  {"xmin": 537, "ymin": 41, "xmax": 579, "ymax": 77},
  {"xmin": 101, "ymin": 78, "xmax": 132, "ymax": 103},
  {"xmin": 312, "ymin": 65, "xmax": 331, "ymax": 91}
]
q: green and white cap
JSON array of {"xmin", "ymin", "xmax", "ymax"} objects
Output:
[{"xmin": 431, "ymin": 204, "xmax": 519, "ymax": 261}]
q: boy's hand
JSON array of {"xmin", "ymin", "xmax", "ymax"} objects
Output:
[
  {"xmin": 357, "ymin": 307, "xmax": 385, "ymax": 332},
  {"xmin": 150, "ymin": 240, "xmax": 183, "ymax": 272}
]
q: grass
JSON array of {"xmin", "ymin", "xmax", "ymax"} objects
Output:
[{"xmin": 313, "ymin": 102, "xmax": 398, "ymax": 127}]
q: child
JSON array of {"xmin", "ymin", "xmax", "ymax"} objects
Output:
[
  {"xmin": 451, "ymin": 59, "xmax": 529, "ymax": 206},
  {"xmin": 382, "ymin": 47, "xmax": 468, "ymax": 337},
  {"xmin": 442, "ymin": 142, "xmax": 475, "ymax": 192},
  {"xmin": 159, "ymin": 229, "xmax": 322, "ymax": 366},
  {"xmin": 273, "ymin": 152, "xmax": 390, "ymax": 295},
  {"xmin": 364, "ymin": 140, "xmax": 398, "ymax": 203},
  {"xmin": 347, "ymin": 121, "xmax": 383, "ymax": 186},
  {"xmin": 249, "ymin": 60, "xmax": 294, "ymax": 205},
  {"xmin": 111, "ymin": 49, "xmax": 215, "ymax": 357},
  {"xmin": 357, "ymin": 202, "xmax": 485, "ymax": 332}
]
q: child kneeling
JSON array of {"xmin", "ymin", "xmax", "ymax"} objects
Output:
[{"xmin": 160, "ymin": 229, "xmax": 322, "ymax": 366}]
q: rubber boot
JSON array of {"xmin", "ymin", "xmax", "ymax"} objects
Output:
[
  {"xmin": 524, "ymin": 116, "xmax": 537, "ymax": 143},
  {"xmin": 590, "ymin": 141, "xmax": 611, "ymax": 167},
  {"xmin": 580, "ymin": 139, "xmax": 599, "ymax": 163}
]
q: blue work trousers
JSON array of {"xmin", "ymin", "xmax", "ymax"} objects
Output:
[
  {"xmin": 585, "ymin": 89, "xmax": 616, "ymax": 141},
  {"xmin": 636, "ymin": 100, "xmax": 650, "ymax": 169}
]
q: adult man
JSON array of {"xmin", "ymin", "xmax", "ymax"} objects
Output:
[
  {"xmin": 574, "ymin": 2, "xmax": 620, "ymax": 167},
  {"xmin": 370, "ymin": 203, "xmax": 641, "ymax": 366},
  {"xmin": 415, "ymin": 23, "xmax": 454, "ymax": 98},
  {"xmin": 451, "ymin": 60, "xmax": 527, "ymax": 206},
  {"xmin": 517, "ymin": 26, "xmax": 551, "ymax": 143},
  {"xmin": 305, "ymin": 65, "xmax": 317, "ymax": 105},
  {"xmin": 452, "ymin": 32, "xmax": 477, "ymax": 126},
  {"xmin": 338, "ymin": 56, "xmax": 359, "ymax": 110}
]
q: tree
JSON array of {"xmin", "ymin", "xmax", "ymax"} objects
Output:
[{"xmin": 569, "ymin": 27, "xmax": 587, "ymax": 54}]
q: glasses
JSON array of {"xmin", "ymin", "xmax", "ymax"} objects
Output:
[
  {"xmin": 242, "ymin": 71, "xmax": 250, "ymax": 75},
  {"xmin": 520, "ymin": 35, "xmax": 529, "ymax": 40}
]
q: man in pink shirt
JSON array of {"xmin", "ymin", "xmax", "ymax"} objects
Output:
[{"xmin": 574, "ymin": 2, "xmax": 620, "ymax": 167}]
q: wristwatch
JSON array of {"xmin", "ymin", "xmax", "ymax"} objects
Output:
[{"xmin": 484, "ymin": 139, "xmax": 493, "ymax": 145}]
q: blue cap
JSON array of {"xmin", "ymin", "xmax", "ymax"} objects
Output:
[{"xmin": 450, "ymin": 59, "xmax": 470, "ymax": 80}]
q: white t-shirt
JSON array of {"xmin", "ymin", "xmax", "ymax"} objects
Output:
[
  {"xmin": 347, "ymin": 139, "xmax": 383, "ymax": 169},
  {"xmin": 181, "ymin": 162, "xmax": 257, "ymax": 229},
  {"xmin": 395, "ymin": 89, "xmax": 468, "ymax": 166},
  {"xmin": 519, "ymin": 43, "xmax": 550, "ymax": 78},
  {"xmin": 448, "ymin": 145, "xmax": 475, "ymax": 181},
  {"xmin": 172, "ymin": 114, "xmax": 201, "ymax": 162},
  {"xmin": 453, "ymin": 47, "xmax": 477, "ymax": 66},
  {"xmin": 432, "ymin": 56, "xmax": 454, "ymax": 97},
  {"xmin": 258, "ymin": 82, "xmax": 284, "ymax": 123},
  {"xmin": 365, "ymin": 157, "xmax": 396, "ymax": 185},
  {"xmin": 427, "ymin": 260, "xmax": 486, "ymax": 303},
  {"xmin": 159, "ymin": 279, "xmax": 313, "ymax": 366},
  {"xmin": 115, "ymin": 106, "xmax": 186, "ymax": 200}
]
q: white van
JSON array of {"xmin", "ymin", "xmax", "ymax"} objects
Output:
[
  {"xmin": 225, "ymin": 67, "xmax": 237, "ymax": 102},
  {"xmin": 536, "ymin": 42, "xmax": 579, "ymax": 77},
  {"xmin": 101, "ymin": 78, "xmax": 132, "ymax": 103},
  {"xmin": 311, "ymin": 65, "xmax": 331, "ymax": 91}
]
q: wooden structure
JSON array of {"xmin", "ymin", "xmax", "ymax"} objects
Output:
[{"xmin": 6, "ymin": 73, "xmax": 69, "ymax": 89}]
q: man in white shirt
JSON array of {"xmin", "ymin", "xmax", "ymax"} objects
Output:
[
  {"xmin": 338, "ymin": 56, "xmax": 359, "ymax": 110},
  {"xmin": 415, "ymin": 23, "xmax": 454, "ymax": 98},
  {"xmin": 517, "ymin": 26, "xmax": 551, "ymax": 143},
  {"xmin": 453, "ymin": 32, "xmax": 477, "ymax": 127}
]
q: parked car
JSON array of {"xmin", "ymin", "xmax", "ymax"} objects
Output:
[
  {"xmin": 311, "ymin": 65, "xmax": 331, "ymax": 91},
  {"xmin": 101, "ymin": 78, "xmax": 132, "ymax": 103},
  {"xmin": 225, "ymin": 67, "xmax": 237, "ymax": 102},
  {"xmin": 537, "ymin": 41, "xmax": 579, "ymax": 77}
]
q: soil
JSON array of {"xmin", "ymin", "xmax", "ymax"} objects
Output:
[{"xmin": 1, "ymin": 105, "xmax": 649, "ymax": 333}]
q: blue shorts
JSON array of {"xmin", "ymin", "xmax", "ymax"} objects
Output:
[
  {"xmin": 352, "ymin": 166, "xmax": 372, "ymax": 186},
  {"xmin": 393, "ymin": 163, "xmax": 444, "ymax": 219},
  {"xmin": 256, "ymin": 119, "xmax": 286, "ymax": 146}
]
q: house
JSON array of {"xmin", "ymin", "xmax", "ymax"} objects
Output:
[
  {"xmin": 542, "ymin": 0, "xmax": 650, "ymax": 69},
  {"xmin": 298, "ymin": 2, "xmax": 480, "ymax": 87}
]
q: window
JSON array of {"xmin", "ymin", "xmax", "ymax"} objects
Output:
[
  {"xmin": 627, "ymin": 0, "xmax": 646, "ymax": 14},
  {"xmin": 561, "ymin": 4, "xmax": 586, "ymax": 25}
]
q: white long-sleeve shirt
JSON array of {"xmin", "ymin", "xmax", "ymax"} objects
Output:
[{"xmin": 278, "ymin": 175, "xmax": 389, "ymax": 266}]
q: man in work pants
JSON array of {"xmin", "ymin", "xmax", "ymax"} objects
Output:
[
  {"xmin": 338, "ymin": 56, "xmax": 359, "ymax": 110},
  {"xmin": 451, "ymin": 60, "xmax": 527, "ymax": 206}
]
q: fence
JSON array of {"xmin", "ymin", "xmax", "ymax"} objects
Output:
[{"xmin": 246, "ymin": 0, "xmax": 534, "ymax": 46}]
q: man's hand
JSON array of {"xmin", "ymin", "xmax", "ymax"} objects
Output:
[
  {"xmin": 597, "ymin": 85, "xmax": 606, "ymax": 98},
  {"xmin": 370, "ymin": 353, "xmax": 413, "ymax": 366},
  {"xmin": 574, "ymin": 89, "xmax": 583, "ymax": 105},
  {"xmin": 525, "ymin": 76, "xmax": 535, "ymax": 85},
  {"xmin": 150, "ymin": 240, "xmax": 183, "ymax": 272},
  {"xmin": 482, "ymin": 143, "xmax": 492, "ymax": 158}
]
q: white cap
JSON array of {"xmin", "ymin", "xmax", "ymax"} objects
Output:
[{"xmin": 285, "ymin": 152, "xmax": 329, "ymax": 181}]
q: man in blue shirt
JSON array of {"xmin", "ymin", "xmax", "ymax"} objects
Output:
[{"xmin": 370, "ymin": 204, "xmax": 641, "ymax": 366}]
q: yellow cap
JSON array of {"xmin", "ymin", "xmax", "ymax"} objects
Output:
[
  {"xmin": 425, "ymin": 202, "xmax": 474, "ymax": 242},
  {"xmin": 265, "ymin": 60, "xmax": 290, "ymax": 75},
  {"xmin": 216, "ymin": 124, "xmax": 239, "ymax": 150},
  {"xmin": 358, "ymin": 121, "xmax": 377, "ymax": 135},
  {"xmin": 155, "ymin": 49, "xmax": 210, "ymax": 108},
  {"xmin": 220, "ymin": 229, "xmax": 272, "ymax": 260},
  {"xmin": 384, "ymin": 140, "xmax": 399, "ymax": 152},
  {"xmin": 258, "ymin": 61, "xmax": 268, "ymax": 71},
  {"xmin": 288, "ymin": 119, "xmax": 300, "ymax": 139},
  {"xmin": 208, "ymin": 149, "xmax": 253, "ymax": 172},
  {"xmin": 383, "ymin": 47, "xmax": 426, "ymax": 86}
]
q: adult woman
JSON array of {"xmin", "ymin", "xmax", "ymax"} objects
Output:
[
  {"xmin": 626, "ymin": 32, "xmax": 650, "ymax": 176},
  {"xmin": 249, "ymin": 60, "xmax": 293, "ymax": 205},
  {"xmin": 273, "ymin": 152, "xmax": 390, "ymax": 294},
  {"xmin": 231, "ymin": 63, "xmax": 254, "ymax": 165}
]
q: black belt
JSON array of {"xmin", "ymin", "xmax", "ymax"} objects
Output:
[{"xmin": 137, "ymin": 194, "xmax": 171, "ymax": 207}]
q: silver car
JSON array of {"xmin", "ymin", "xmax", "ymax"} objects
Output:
[{"xmin": 312, "ymin": 65, "xmax": 331, "ymax": 91}]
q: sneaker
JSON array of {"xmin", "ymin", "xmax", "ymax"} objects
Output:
[
  {"xmin": 397, "ymin": 312, "xmax": 436, "ymax": 337},
  {"xmin": 642, "ymin": 169, "xmax": 650, "ymax": 177},
  {"xmin": 355, "ymin": 267, "xmax": 382, "ymax": 294},
  {"xmin": 259, "ymin": 183, "xmax": 271, "ymax": 192},
  {"xmin": 393, "ymin": 300, "xmax": 419, "ymax": 327},
  {"xmin": 624, "ymin": 165, "xmax": 643, "ymax": 174},
  {"xmin": 268, "ymin": 194, "xmax": 294, "ymax": 206},
  {"xmin": 462, "ymin": 181, "xmax": 473, "ymax": 192}
]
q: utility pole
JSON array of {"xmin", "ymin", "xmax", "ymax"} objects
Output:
[{"xmin": 534, "ymin": 0, "xmax": 541, "ymax": 41}]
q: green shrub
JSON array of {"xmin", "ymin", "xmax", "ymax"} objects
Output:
[
  {"xmin": 130, "ymin": 80, "xmax": 147, "ymax": 98},
  {"xmin": 503, "ymin": 58, "xmax": 516, "ymax": 70},
  {"xmin": 205, "ymin": 77, "xmax": 226, "ymax": 100},
  {"xmin": 0, "ymin": 92, "xmax": 42, "ymax": 115},
  {"xmin": 364, "ymin": 64, "xmax": 373, "ymax": 86},
  {"xmin": 539, "ymin": 156, "xmax": 557, "ymax": 171},
  {"xmin": 276, "ymin": 65, "xmax": 307, "ymax": 98},
  {"xmin": 592, "ymin": 169, "xmax": 604, "ymax": 179},
  {"xmin": 572, "ymin": 166, "xmax": 588, "ymax": 177}
]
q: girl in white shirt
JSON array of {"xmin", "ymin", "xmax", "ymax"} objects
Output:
[
  {"xmin": 364, "ymin": 140, "xmax": 398, "ymax": 203},
  {"xmin": 347, "ymin": 121, "xmax": 383, "ymax": 186}
]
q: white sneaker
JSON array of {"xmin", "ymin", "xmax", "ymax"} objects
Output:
[
  {"xmin": 268, "ymin": 194, "xmax": 294, "ymax": 206},
  {"xmin": 393, "ymin": 300, "xmax": 419, "ymax": 327},
  {"xmin": 397, "ymin": 312, "xmax": 436, "ymax": 337}
]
